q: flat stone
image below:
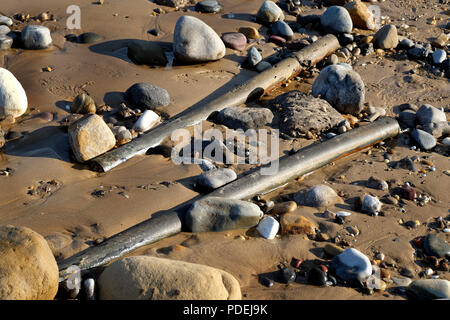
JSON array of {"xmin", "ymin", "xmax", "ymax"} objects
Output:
[
  {"xmin": 411, "ymin": 129, "xmax": 436, "ymax": 150},
  {"xmin": 271, "ymin": 201, "xmax": 297, "ymax": 214},
  {"xmin": 98, "ymin": 256, "xmax": 241, "ymax": 299},
  {"xmin": 125, "ymin": 82, "xmax": 170, "ymax": 109},
  {"xmin": 331, "ymin": 248, "xmax": 372, "ymax": 282},
  {"xmin": 422, "ymin": 121, "xmax": 450, "ymax": 138},
  {"xmin": 424, "ymin": 234, "xmax": 450, "ymax": 258},
  {"xmin": 255, "ymin": 61, "xmax": 272, "ymax": 72},
  {"xmin": 280, "ymin": 213, "xmax": 317, "ymax": 236},
  {"xmin": 399, "ymin": 109, "xmax": 416, "ymax": 128},
  {"xmin": 173, "ymin": 16, "xmax": 225, "ymax": 63},
  {"xmin": 407, "ymin": 279, "xmax": 450, "ymax": 300},
  {"xmin": 238, "ymin": 27, "xmax": 260, "ymax": 39},
  {"xmin": 344, "ymin": 0, "xmax": 375, "ymax": 30},
  {"xmin": 68, "ymin": 114, "xmax": 116, "ymax": 162},
  {"xmin": 256, "ymin": 1, "xmax": 285, "ymax": 25},
  {"xmin": 295, "ymin": 184, "xmax": 340, "ymax": 207},
  {"xmin": 186, "ymin": 197, "xmax": 263, "ymax": 232},
  {"xmin": 267, "ymin": 91, "xmax": 345, "ymax": 137},
  {"xmin": 268, "ymin": 35, "xmax": 286, "ymax": 46},
  {"xmin": 196, "ymin": 168, "xmax": 237, "ymax": 190},
  {"xmin": 0, "ymin": 35, "xmax": 13, "ymax": 50},
  {"xmin": 374, "ymin": 24, "xmax": 398, "ymax": 49},
  {"xmin": 0, "ymin": 225, "xmax": 59, "ymax": 299},
  {"xmin": 271, "ymin": 20, "xmax": 294, "ymax": 41},
  {"xmin": 392, "ymin": 277, "xmax": 412, "ymax": 287},
  {"xmin": 320, "ymin": 6, "xmax": 353, "ymax": 34},
  {"xmin": 312, "ymin": 63, "xmax": 365, "ymax": 115},
  {"xmin": 217, "ymin": 106, "xmax": 274, "ymax": 130},
  {"xmin": 195, "ymin": 0, "xmax": 222, "ymax": 13},
  {"xmin": 127, "ymin": 40, "xmax": 168, "ymax": 66},
  {"xmin": 247, "ymin": 46, "xmax": 262, "ymax": 67},
  {"xmin": 416, "ymin": 104, "xmax": 447, "ymax": 126},
  {"xmin": 21, "ymin": 25, "xmax": 52, "ymax": 49},
  {"xmin": 78, "ymin": 32, "xmax": 100, "ymax": 44},
  {"xmin": 256, "ymin": 216, "xmax": 280, "ymax": 239},
  {"xmin": 0, "ymin": 67, "xmax": 28, "ymax": 118},
  {"xmin": 222, "ymin": 32, "xmax": 247, "ymax": 51}
]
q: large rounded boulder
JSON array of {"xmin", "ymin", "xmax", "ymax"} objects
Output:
[{"xmin": 0, "ymin": 68, "xmax": 28, "ymax": 118}]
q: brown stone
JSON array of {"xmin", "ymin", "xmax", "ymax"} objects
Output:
[
  {"xmin": 0, "ymin": 225, "xmax": 59, "ymax": 300},
  {"xmin": 344, "ymin": 0, "xmax": 376, "ymax": 30},
  {"xmin": 280, "ymin": 213, "xmax": 316, "ymax": 236},
  {"xmin": 68, "ymin": 114, "xmax": 116, "ymax": 162},
  {"xmin": 271, "ymin": 201, "xmax": 297, "ymax": 215},
  {"xmin": 360, "ymin": 35, "xmax": 374, "ymax": 44},
  {"xmin": 432, "ymin": 33, "xmax": 448, "ymax": 48},
  {"xmin": 324, "ymin": 243, "xmax": 345, "ymax": 257},
  {"xmin": 238, "ymin": 27, "xmax": 260, "ymax": 39},
  {"xmin": 380, "ymin": 268, "xmax": 391, "ymax": 280}
]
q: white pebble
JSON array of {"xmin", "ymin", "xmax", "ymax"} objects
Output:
[
  {"xmin": 443, "ymin": 137, "xmax": 450, "ymax": 146},
  {"xmin": 133, "ymin": 110, "xmax": 160, "ymax": 133},
  {"xmin": 424, "ymin": 268, "xmax": 434, "ymax": 276},
  {"xmin": 336, "ymin": 211, "xmax": 352, "ymax": 217},
  {"xmin": 84, "ymin": 278, "xmax": 95, "ymax": 300},
  {"xmin": 443, "ymin": 228, "xmax": 450, "ymax": 233},
  {"xmin": 256, "ymin": 216, "xmax": 279, "ymax": 240}
]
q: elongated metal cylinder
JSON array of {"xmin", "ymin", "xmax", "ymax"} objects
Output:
[
  {"xmin": 58, "ymin": 118, "xmax": 400, "ymax": 280},
  {"xmin": 92, "ymin": 34, "xmax": 340, "ymax": 172}
]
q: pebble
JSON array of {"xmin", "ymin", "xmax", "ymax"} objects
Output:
[
  {"xmin": 222, "ymin": 32, "xmax": 247, "ymax": 51},
  {"xmin": 361, "ymin": 194, "xmax": 382, "ymax": 215},
  {"xmin": 217, "ymin": 106, "xmax": 273, "ymax": 130},
  {"xmin": 271, "ymin": 20, "xmax": 294, "ymax": 41},
  {"xmin": 186, "ymin": 197, "xmax": 263, "ymax": 232},
  {"xmin": 324, "ymin": 243, "xmax": 345, "ymax": 257},
  {"xmin": 432, "ymin": 33, "xmax": 449, "ymax": 48},
  {"xmin": 256, "ymin": 1, "xmax": 285, "ymax": 25},
  {"xmin": 238, "ymin": 27, "xmax": 260, "ymax": 39},
  {"xmin": 21, "ymin": 25, "xmax": 52, "ymax": 49},
  {"xmin": 312, "ymin": 63, "xmax": 365, "ymax": 115},
  {"xmin": 432, "ymin": 49, "xmax": 446, "ymax": 65},
  {"xmin": 367, "ymin": 176, "xmax": 389, "ymax": 191},
  {"xmin": 336, "ymin": 211, "xmax": 352, "ymax": 217},
  {"xmin": 84, "ymin": 278, "xmax": 95, "ymax": 300},
  {"xmin": 268, "ymin": 35, "xmax": 286, "ymax": 46},
  {"xmin": 255, "ymin": 61, "xmax": 272, "ymax": 73},
  {"xmin": 246, "ymin": 47, "xmax": 262, "ymax": 68},
  {"xmin": 271, "ymin": 201, "xmax": 297, "ymax": 214},
  {"xmin": 411, "ymin": 129, "xmax": 436, "ymax": 150},
  {"xmin": 308, "ymin": 267, "xmax": 327, "ymax": 286},
  {"xmin": 374, "ymin": 24, "xmax": 398, "ymax": 49},
  {"xmin": 195, "ymin": 0, "xmax": 222, "ymax": 13},
  {"xmin": 320, "ymin": 6, "xmax": 353, "ymax": 34},
  {"xmin": 401, "ymin": 183, "xmax": 416, "ymax": 200},
  {"xmin": 0, "ymin": 35, "xmax": 13, "ymax": 50},
  {"xmin": 295, "ymin": 184, "xmax": 340, "ymax": 207},
  {"xmin": 327, "ymin": 54, "xmax": 339, "ymax": 65},
  {"xmin": 392, "ymin": 276, "xmax": 412, "ymax": 287},
  {"xmin": 280, "ymin": 213, "xmax": 317, "ymax": 237},
  {"xmin": 407, "ymin": 279, "xmax": 450, "ymax": 299},
  {"xmin": 416, "ymin": 104, "xmax": 447, "ymax": 126},
  {"xmin": 399, "ymin": 38, "xmax": 414, "ymax": 48},
  {"xmin": 133, "ymin": 109, "xmax": 160, "ymax": 133},
  {"xmin": 442, "ymin": 137, "xmax": 450, "ymax": 146},
  {"xmin": 344, "ymin": 0, "xmax": 376, "ymax": 30},
  {"xmin": 399, "ymin": 109, "xmax": 416, "ymax": 128},
  {"xmin": 259, "ymin": 276, "xmax": 274, "ymax": 287},
  {"xmin": 71, "ymin": 93, "xmax": 96, "ymax": 114},
  {"xmin": 331, "ymin": 248, "xmax": 372, "ymax": 282},
  {"xmin": 197, "ymin": 168, "xmax": 237, "ymax": 190},
  {"xmin": 279, "ymin": 267, "xmax": 296, "ymax": 284},
  {"xmin": 78, "ymin": 32, "xmax": 100, "ymax": 44},
  {"xmin": 0, "ymin": 68, "xmax": 28, "ymax": 118},
  {"xmin": 127, "ymin": 40, "xmax": 167, "ymax": 66},
  {"xmin": 173, "ymin": 16, "xmax": 225, "ymax": 63},
  {"xmin": 424, "ymin": 234, "xmax": 450, "ymax": 258},
  {"xmin": 125, "ymin": 82, "xmax": 170, "ymax": 109},
  {"xmin": 0, "ymin": 16, "xmax": 13, "ymax": 27},
  {"xmin": 256, "ymin": 216, "xmax": 280, "ymax": 240},
  {"xmin": 0, "ymin": 25, "xmax": 10, "ymax": 36}
]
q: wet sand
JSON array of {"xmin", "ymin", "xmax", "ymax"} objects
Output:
[{"xmin": 0, "ymin": 0, "xmax": 449, "ymax": 299}]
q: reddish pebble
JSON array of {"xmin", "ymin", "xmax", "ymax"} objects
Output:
[
  {"xmin": 413, "ymin": 237, "xmax": 423, "ymax": 248},
  {"xmin": 402, "ymin": 183, "xmax": 416, "ymax": 200},
  {"xmin": 293, "ymin": 257, "xmax": 303, "ymax": 269},
  {"xmin": 269, "ymin": 35, "xmax": 286, "ymax": 46},
  {"xmin": 221, "ymin": 32, "xmax": 247, "ymax": 51},
  {"xmin": 319, "ymin": 265, "xmax": 328, "ymax": 273}
]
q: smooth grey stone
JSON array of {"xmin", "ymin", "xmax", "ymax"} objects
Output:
[
  {"xmin": 320, "ymin": 6, "xmax": 353, "ymax": 34},
  {"xmin": 186, "ymin": 197, "xmax": 263, "ymax": 232},
  {"xmin": 432, "ymin": 49, "xmax": 447, "ymax": 65},
  {"xmin": 331, "ymin": 248, "xmax": 372, "ymax": 282},
  {"xmin": 266, "ymin": 90, "xmax": 344, "ymax": 137},
  {"xmin": 21, "ymin": 25, "xmax": 52, "ymax": 49},
  {"xmin": 125, "ymin": 82, "xmax": 170, "ymax": 109},
  {"xmin": 416, "ymin": 104, "xmax": 447, "ymax": 126},
  {"xmin": 399, "ymin": 110, "xmax": 416, "ymax": 128},
  {"xmin": 367, "ymin": 176, "xmax": 388, "ymax": 191},
  {"xmin": 247, "ymin": 47, "xmax": 262, "ymax": 67},
  {"xmin": 0, "ymin": 35, "xmax": 13, "ymax": 50},
  {"xmin": 408, "ymin": 45, "xmax": 426, "ymax": 58},
  {"xmin": 338, "ymin": 33, "xmax": 354, "ymax": 45},
  {"xmin": 295, "ymin": 184, "xmax": 340, "ymax": 207},
  {"xmin": 0, "ymin": 25, "xmax": 10, "ymax": 36},
  {"xmin": 195, "ymin": 0, "xmax": 222, "ymax": 13},
  {"xmin": 312, "ymin": 63, "xmax": 365, "ymax": 115},
  {"xmin": 255, "ymin": 61, "xmax": 272, "ymax": 72},
  {"xmin": 217, "ymin": 106, "xmax": 274, "ymax": 130},
  {"xmin": 374, "ymin": 24, "xmax": 398, "ymax": 49},
  {"xmin": 407, "ymin": 279, "xmax": 450, "ymax": 300},
  {"xmin": 399, "ymin": 38, "xmax": 414, "ymax": 48},
  {"xmin": 271, "ymin": 20, "xmax": 293, "ymax": 41},
  {"xmin": 422, "ymin": 121, "xmax": 450, "ymax": 138},
  {"xmin": 196, "ymin": 168, "xmax": 237, "ymax": 190},
  {"xmin": 424, "ymin": 234, "xmax": 450, "ymax": 258},
  {"xmin": 394, "ymin": 157, "xmax": 416, "ymax": 172},
  {"xmin": 173, "ymin": 16, "xmax": 225, "ymax": 63},
  {"xmin": 78, "ymin": 32, "xmax": 100, "ymax": 44},
  {"xmin": 0, "ymin": 16, "xmax": 13, "ymax": 27},
  {"xmin": 256, "ymin": 1, "xmax": 285, "ymax": 25},
  {"xmin": 411, "ymin": 129, "xmax": 436, "ymax": 150},
  {"xmin": 361, "ymin": 194, "xmax": 382, "ymax": 215}
]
